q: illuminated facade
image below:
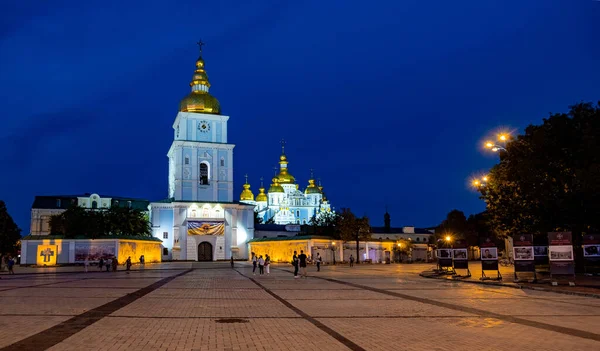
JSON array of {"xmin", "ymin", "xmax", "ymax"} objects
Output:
[
  {"xmin": 149, "ymin": 46, "xmax": 255, "ymax": 261},
  {"xmin": 240, "ymin": 146, "xmax": 333, "ymax": 225}
]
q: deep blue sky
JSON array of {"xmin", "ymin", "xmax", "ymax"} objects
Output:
[{"xmin": 1, "ymin": 0, "xmax": 599, "ymax": 233}]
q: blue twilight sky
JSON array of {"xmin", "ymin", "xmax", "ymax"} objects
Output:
[{"xmin": 1, "ymin": 0, "xmax": 599, "ymax": 233}]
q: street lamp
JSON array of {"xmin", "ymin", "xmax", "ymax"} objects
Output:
[{"xmin": 484, "ymin": 132, "xmax": 510, "ymax": 153}]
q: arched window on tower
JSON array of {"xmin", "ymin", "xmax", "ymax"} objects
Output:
[
  {"xmin": 184, "ymin": 156, "xmax": 190, "ymax": 165},
  {"xmin": 220, "ymin": 157, "xmax": 225, "ymax": 167},
  {"xmin": 200, "ymin": 163, "xmax": 209, "ymax": 185}
]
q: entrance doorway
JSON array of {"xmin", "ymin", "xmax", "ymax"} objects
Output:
[{"xmin": 198, "ymin": 242, "xmax": 213, "ymax": 261}]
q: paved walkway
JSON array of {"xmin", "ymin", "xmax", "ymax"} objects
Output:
[{"xmin": 1, "ymin": 262, "xmax": 599, "ymax": 350}]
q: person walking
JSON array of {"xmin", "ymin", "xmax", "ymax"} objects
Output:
[
  {"xmin": 105, "ymin": 258, "xmax": 112, "ymax": 272},
  {"xmin": 139, "ymin": 255, "xmax": 145, "ymax": 270},
  {"xmin": 298, "ymin": 250, "xmax": 308, "ymax": 278},
  {"xmin": 84, "ymin": 256, "xmax": 89, "ymax": 272},
  {"xmin": 230, "ymin": 256, "xmax": 234, "ymax": 269},
  {"xmin": 292, "ymin": 251, "xmax": 299, "ymax": 278},
  {"xmin": 126, "ymin": 256, "xmax": 132, "ymax": 271},
  {"xmin": 252, "ymin": 252, "xmax": 257, "ymax": 275},
  {"xmin": 349, "ymin": 255, "xmax": 354, "ymax": 267},
  {"xmin": 265, "ymin": 254, "xmax": 271, "ymax": 275},
  {"xmin": 316, "ymin": 253, "xmax": 322, "ymax": 272},
  {"xmin": 258, "ymin": 255, "xmax": 265, "ymax": 275},
  {"xmin": 99, "ymin": 257, "xmax": 104, "ymax": 271},
  {"xmin": 7, "ymin": 256, "xmax": 15, "ymax": 275}
]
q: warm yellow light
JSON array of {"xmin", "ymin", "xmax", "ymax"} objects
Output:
[
  {"xmin": 445, "ymin": 235, "xmax": 451, "ymax": 242},
  {"xmin": 331, "ymin": 241, "xmax": 335, "ymax": 245},
  {"xmin": 482, "ymin": 176, "xmax": 488, "ymax": 182},
  {"xmin": 397, "ymin": 243, "xmax": 402, "ymax": 247},
  {"xmin": 498, "ymin": 133, "xmax": 508, "ymax": 141},
  {"xmin": 472, "ymin": 179, "xmax": 481, "ymax": 187},
  {"xmin": 485, "ymin": 142, "xmax": 494, "ymax": 148}
]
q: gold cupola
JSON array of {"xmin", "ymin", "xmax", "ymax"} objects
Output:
[
  {"xmin": 256, "ymin": 177, "xmax": 267, "ymax": 202},
  {"xmin": 276, "ymin": 140, "xmax": 296, "ymax": 184},
  {"xmin": 305, "ymin": 169, "xmax": 321, "ymax": 194},
  {"xmin": 239, "ymin": 175, "xmax": 254, "ymax": 201},
  {"xmin": 268, "ymin": 177, "xmax": 284, "ymax": 193},
  {"xmin": 179, "ymin": 41, "xmax": 221, "ymax": 114},
  {"xmin": 318, "ymin": 179, "xmax": 328, "ymax": 201}
]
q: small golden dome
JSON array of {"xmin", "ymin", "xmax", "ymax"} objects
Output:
[
  {"xmin": 268, "ymin": 177, "xmax": 284, "ymax": 193},
  {"xmin": 240, "ymin": 183, "xmax": 254, "ymax": 201},
  {"xmin": 305, "ymin": 179, "xmax": 321, "ymax": 194},
  {"xmin": 256, "ymin": 187, "xmax": 267, "ymax": 202}
]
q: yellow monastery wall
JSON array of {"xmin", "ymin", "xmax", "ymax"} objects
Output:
[
  {"xmin": 118, "ymin": 240, "xmax": 162, "ymax": 264},
  {"xmin": 249, "ymin": 240, "xmax": 312, "ymax": 263}
]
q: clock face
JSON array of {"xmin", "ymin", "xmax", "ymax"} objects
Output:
[{"xmin": 198, "ymin": 121, "xmax": 210, "ymax": 133}]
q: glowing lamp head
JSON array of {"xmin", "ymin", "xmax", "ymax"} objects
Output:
[
  {"xmin": 485, "ymin": 142, "xmax": 494, "ymax": 148},
  {"xmin": 445, "ymin": 235, "xmax": 451, "ymax": 242},
  {"xmin": 472, "ymin": 179, "xmax": 481, "ymax": 187},
  {"xmin": 482, "ymin": 176, "xmax": 488, "ymax": 182},
  {"xmin": 498, "ymin": 134, "xmax": 508, "ymax": 141}
]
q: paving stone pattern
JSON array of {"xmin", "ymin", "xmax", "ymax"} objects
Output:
[{"xmin": 0, "ymin": 262, "xmax": 599, "ymax": 350}]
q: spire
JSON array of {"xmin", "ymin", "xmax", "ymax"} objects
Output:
[
  {"xmin": 384, "ymin": 207, "xmax": 391, "ymax": 233},
  {"xmin": 179, "ymin": 40, "xmax": 221, "ymax": 114}
]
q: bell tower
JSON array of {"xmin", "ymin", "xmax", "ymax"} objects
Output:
[{"xmin": 168, "ymin": 42, "xmax": 234, "ymax": 202}]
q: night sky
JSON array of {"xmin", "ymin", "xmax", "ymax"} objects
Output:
[{"xmin": 1, "ymin": 0, "xmax": 599, "ymax": 233}]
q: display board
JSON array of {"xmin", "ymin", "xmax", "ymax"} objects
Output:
[
  {"xmin": 513, "ymin": 234, "xmax": 535, "ymax": 272},
  {"xmin": 37, "ymin": 245, "xmax": 58, "ymax": 266},
  {"xmin": 583, "ymin": 234, "xmax": 600, "ymax": 274},
  {"xmin": 437, "ymin": 248, "xmax": 453, "ymax": 268},
  {"xmin": 452, "ymin": 239, "xmax": 469, "ymax": 269},
  {"xmin": 548, "ymin": 232, "xmax": 574, "ymax": 275},
  {"xmin": 480, "ymin": 237, "xmax": 498, "ymax": 271}
]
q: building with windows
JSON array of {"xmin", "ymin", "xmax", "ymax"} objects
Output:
[
  {"xmin": 239, "ymin": 148, "xmax": 334, "ymax": 225},
  {"xmin": 149, "ymin": 46, "xmax": 255, "ymax": 261}
]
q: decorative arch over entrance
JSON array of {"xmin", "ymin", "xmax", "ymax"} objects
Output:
[{"xmin": 198, "ymin": 242, "xmax": 213, "ymax": 261}]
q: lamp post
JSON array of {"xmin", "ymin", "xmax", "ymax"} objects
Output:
[{"xmin": 484, "ymin": 133, "xmax": 510, "ymax": 153}]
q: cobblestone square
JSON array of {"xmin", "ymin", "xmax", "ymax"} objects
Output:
[{"xmin": 1, "ymin": 262, "xmax": 599, "ymax": 350}]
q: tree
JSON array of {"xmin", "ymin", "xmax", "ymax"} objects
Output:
[
  {"xmin": 254, "ymin": 211, "xmax": 263, "ymax": 225},
  {"xmin": 336, "ymin": 208, "xmax": 371, "ymax": 263},
  {"xmin": 434, "ymin": 209, "xmax": 468, "ymax": 247},
  {"xmin": 49, "ymin": 206, "xmax": 150, "ymax": 238},
  {"xmin": 308, "ymin": 211, "xmax": 338, "ymax": 236},
  {"xmin": 478, "ymin": 102, "xmax": 600, "ymax": 240},
  {"xmin": 0, "ymin": 200, "xmax": 21, "ymax": 256}
]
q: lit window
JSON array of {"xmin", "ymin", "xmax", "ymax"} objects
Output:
[
  {"xmin": 163, "ymin": 232, "xmax": 168, "ymax": 239},
  {"xmin": 200, "ymin": 163, "xmax": 209, "ymax": 185}
]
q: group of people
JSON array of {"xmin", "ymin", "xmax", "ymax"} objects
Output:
[
  {"xmin": 251, "ymin": 252, "xmax": 271, "ymax": 275},
  {"xmin": 89, "ymin": 255, "xmax": 145, "ymax": 272}
]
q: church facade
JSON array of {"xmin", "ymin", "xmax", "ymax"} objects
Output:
[
  {"xmin": 239, "ymin": 148, "xmax": 333, "ymax": 225},
  {"xmin": 149, "ymin": 47, "xmax": 255, "ymax": 261}
]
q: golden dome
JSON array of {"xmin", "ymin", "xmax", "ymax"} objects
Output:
[
  {"xmin": 179, "ymin": 92, "xmax": 220, "ymax": 114},
  {"xmin": 256, "ymin": 187, "xmax": 267, "ymax": 202},
  {"xmin": 305, "ymin": 179, "xmax": 321, "ymax": 194},
  {"xmin": 179, "ymin": 54, "xmax": 221, "ymax": 114},
  {"xmin": 268, "ymin": 177, "xmax": 284, "ymax": 193},
  {"xmin": 240, "ymin": 183, "xmax": 254, "ymax": 201}
]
